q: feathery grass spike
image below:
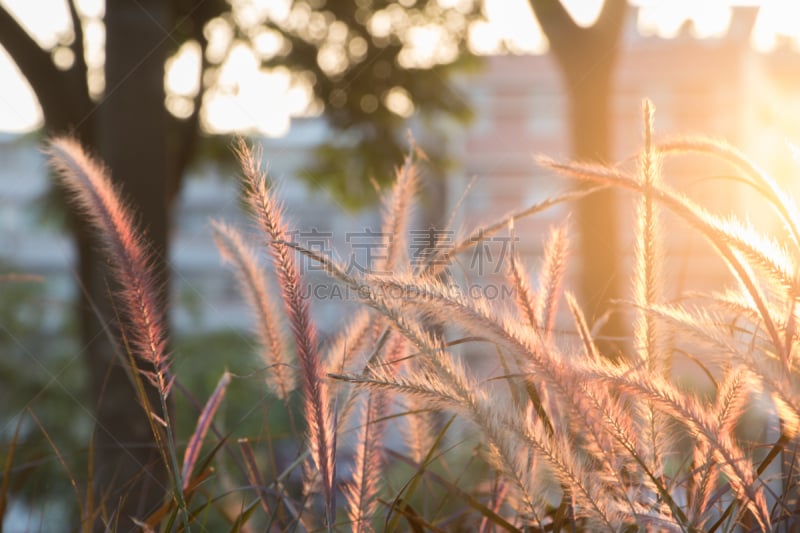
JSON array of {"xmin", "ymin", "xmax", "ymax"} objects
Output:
[
  {"xmin": 233, "ymin": 137, "xmax": 335, "ymax": 527},
  {"xmin": 212, "ymin": 221, "xmax": 295, "ymax": 400},
  {"xmin": 45, "ymin": 137, "xmax": 170, "ymax": 390}
]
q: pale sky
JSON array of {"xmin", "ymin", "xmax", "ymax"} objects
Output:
[{"xmin": 0, "ymin": 0, "xmax": 797, "ymax": 135}]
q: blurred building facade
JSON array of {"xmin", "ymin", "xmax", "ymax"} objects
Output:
[
  {"xmin": 452, "ymin": 6, "xmax": 768, "ymax": 308},
  {"xmin": 0, "ymin": 5, "xmax": 796, "ymax": 338}
]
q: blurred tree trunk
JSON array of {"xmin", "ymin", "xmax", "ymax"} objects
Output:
[
  {"xmin": 0, "ymin": 1, "xmax": 174, "ymax": 528},
  {"xmin": 90, "ymin": 1, "xmax": 170, "ymax": 527},
  {"xmin": 529, "ymin": 0, "xmax": 628, "ymax": 356}
]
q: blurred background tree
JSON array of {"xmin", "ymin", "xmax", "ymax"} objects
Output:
[
  {"xmin": 529, "ymin": 0, "xmax": 628, "ymax": 356},
  {"xmin": 0, "ymin": 1, "xmax": 226, "ymax": 525},
  {"xmin": 262, "ymin": 0, "xmax": 480, "ymax": 207},
  {"xmin": 0, "ymin": 0, "xmax": 481, "ymax": 526}
]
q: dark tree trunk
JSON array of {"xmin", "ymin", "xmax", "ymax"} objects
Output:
[
  {"xmin": 89, "ymin": 1, "xmax": 171, "ymax": 527},
  {"xmin": 0, "ymin": 0, "xmax": 221, "ymax": 527},
  {"xmin": 529, "ymin": 0, "xmax": 628, "ymax": 356}
]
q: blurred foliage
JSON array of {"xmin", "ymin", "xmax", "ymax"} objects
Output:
[
  {"xmin": 171, "ymin": 329, "xmax": 300, "ymax": 446},
  {"xmin": 169, "ymin": 329, "xmax": 307, "ymax": 530},
  {"xmin": 0, "ymin": 298, "xmax": 308, "ymax": 529},
  {"xmin": 0, "ymin": 268, "xmax": 86, "ymax": 518},
  {"xmin": 260, "ymin": 0, "xmax": 482, "ymax": 207},
  {"xmin": 35, "ymin": 0, "xmax": 484, "ymax": 222},
  {"xmin": 0, "ymin": 255, "xmax": 296, "ymax": 525}
]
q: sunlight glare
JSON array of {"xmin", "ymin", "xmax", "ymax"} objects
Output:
[
  {"xmin": 166, "ymin": 41, "xmax": 201, "ymax": 97},
  {"xmin": 562, "ymin": 0, "xmax": 605, "ymax": 27},
  {"xmin": 2, "ymin": 0, "xmax": 799, "ymax": 136},
  {"xmin": 478, "ymin": 0, "xmax": 546, "ymax": 54},
  {"xmin": 76, "ymin": 0, "xmax": 103, "ymax": 18},
  {"xmin": 400, "ymin": 24, "xmax": 459, "ymax": 68},
  {"xmin": 52, "ymin": 46, "xmax": 75, "ymax": 70},
  {"xmin": 637, "ymin": 0, "xmax": 731, "ymax": 38},
  {"xmin": 203, "ymin": 44, "xmax": 295, "ymax": 136},
  {"xmin": 0, "ymin": 0, "xmax": 69, "ymax": 49},
  {"xmin": 751, "ymin": 0, "xmax": 800, "ymax": 52},
  {"xmin": 217, "ymin": 42, "xmax": 258, "ymax": 87},
  {"xmin": 384, "ymin": 86, "xmax": 415, "ymax": 117},
  {"xmin": 317, "ymin": 43, "xmax": 348, "ymax": 76},
  {"xmin": 204, "ymin": 17, "xmax": 234, "ymax": 64},
  {"xmin": 252, "ymin": 28, "xmax": 285, "ymax": 59},
  {"xmin": 0, "ymin": 46, "xmax": 42, "ymax": 132},
  {"xmin": 436, "ymin": 0, "xmax": 475, "ymax": 12},
  {"xmin": 231, "ymin": 0, "xmax": 291, "ymax": 25}
]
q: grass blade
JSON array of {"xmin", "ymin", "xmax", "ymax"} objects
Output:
[{"xmin": 181, "ymin": 372, "xmax": 231, "ymax": 490}]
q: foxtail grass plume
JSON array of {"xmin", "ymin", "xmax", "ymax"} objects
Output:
[
  {"xmin": 233, "ymin": 137, "xmax": 335, "ymax": 524},
  {"xmin": 212, "ymin": 221, "xmax": 295, "ymax": 400},
  {"xmin": 45, "ymin": 137, "xmax": 170, "ymax": 392}
]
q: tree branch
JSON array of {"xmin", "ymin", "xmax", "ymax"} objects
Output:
[
  {"xmin": 0, "ymin": 6, "xmax": 62, "ymax": 116},
  {"xmin": 0, "ymin": 4, "xmax": 93, "ymax": 138},
  {"xmin": 530, "ymin": 0, "xmax": 628, "ymax": 51},
  {"xmin": 66, "ymin": 0, "xmax": 89, "ymax": 82},
  {"xmin": 528, "ymin": 0, "xmax": 580, "ymax": 51},
  {"xmin": 595, "ymin": 0, "xmax": 628, "ymax": 46},
  {"xmin": 530, "ymin": 0, "xmax": 627, "ymax": 81}
]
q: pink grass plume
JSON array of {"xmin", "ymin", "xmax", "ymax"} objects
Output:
[
  {"xmin": 234, "ymin": 138, "xmax": 336, "ymax": 525},
  {"xmin": 45, "ymin": 137, "xmax": 170, "ymax": 391}
]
